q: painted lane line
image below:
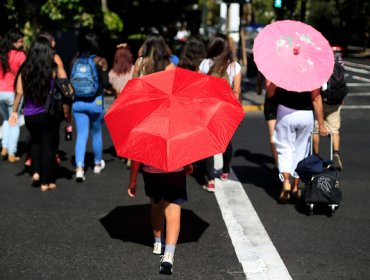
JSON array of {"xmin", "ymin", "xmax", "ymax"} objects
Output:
[
  {"xmin": 345, "ymin": 61, "xmax": 370, "ymax": 70},
  {"xmin": 345, "ymin": 66, "xmax": 370, "ymax": 74},
  {"xmin": 350, "ymin": 75, "xmax": 370, "ymax": 82},
  {"xmin": 214, "ymin": 154, "xmax": 292, "ymax": 279},
  {"xmin": 347, "ymin": 83, "xmax": 370, "ymax": 87},
  {"xmin": 342, "ymin": 105, "xmax": 370, "ymax": 109},
  {"xmin": 347, "ymin": 92, "xmax": 370, "ymax": 96}
]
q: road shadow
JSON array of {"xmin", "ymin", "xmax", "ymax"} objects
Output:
[
  {"xmin": 189, "ymin": 160, "xmax": 215, "ymax": 187},
  {"xmin": 103, "ymin": 145, "xmax": 117, "ymax": 157},
  {"xmin": 233, "ymin": 149, "xmax": 281, "ymax": 201},
  {"xmin": 100, "ymin": 205, "xmax": 210, "ymax": 247}
]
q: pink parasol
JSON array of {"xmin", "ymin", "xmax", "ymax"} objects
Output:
[{"xmin": 253, "ymin": 20, "xmax": 334, "ymax": 92}]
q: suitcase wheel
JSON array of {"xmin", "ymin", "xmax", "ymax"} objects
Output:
[
  {"xmin": 308, "ymin": 203, "xmax": 314, "ymax": 216},
  {"xmin": 329, "ymin": 204, "xmax": 337, "ymax": 216}
]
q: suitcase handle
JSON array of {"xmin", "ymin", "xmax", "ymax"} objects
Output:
[{"xmin": 310, "ymin": 132, "xmax": 333, "ymax": 160}]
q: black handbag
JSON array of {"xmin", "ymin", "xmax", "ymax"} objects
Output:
[
  {"xmin": 45, "ymin": 78, "xmax": 75, "ymax": 119},
  {"xmin": 55, "ymin": 77, "xmax": 75, "ymax": 103}
]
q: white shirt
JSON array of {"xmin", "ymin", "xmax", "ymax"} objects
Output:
[{"xmin": 199, "ymin": 58, "xmax": 241, "ymax": 85}]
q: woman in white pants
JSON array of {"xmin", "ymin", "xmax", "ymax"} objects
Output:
[{"xmin": 266, "ymin": 81, "xmax": 328, "ymax": 203}]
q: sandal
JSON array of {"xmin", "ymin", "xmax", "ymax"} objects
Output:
[
  {"xmin": 32, "ymin": 173, "xmax": 40, "ymax": 182},
  {"xmin": 48, "ymin": 183, "xmax": 57, "ymax": 190},
  {"xmin": 291, "ymin": 188, "xmax": 302, "ymax": 200},
  {"xmin": 279, "ymin": 181, "xmax": 291, "ymax": 203}
]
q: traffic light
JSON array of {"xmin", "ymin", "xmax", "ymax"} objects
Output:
[{"xmin": 273, "ymin": 0, "xmax": 283, "ymax": 8}]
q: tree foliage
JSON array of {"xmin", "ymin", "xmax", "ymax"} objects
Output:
[{"xmin": 1, "ymin": 0, "xmax": 123, "ymax": 41}]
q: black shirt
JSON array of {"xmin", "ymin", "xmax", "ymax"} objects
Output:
[{"xmin": 275, "ymin": 88, "xmax": 313, "ymax": 110}]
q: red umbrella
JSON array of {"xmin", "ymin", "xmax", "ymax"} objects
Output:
[{"xmin": 104, "ymin": 67, "xmax": 245, "ymax": 172}]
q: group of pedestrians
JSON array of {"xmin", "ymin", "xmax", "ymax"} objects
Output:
[
  {"xmin": 1, "ymin": 27, "xmax": 344, "ymax": 275},
  {"xmin": 261, "ymin": 53, "xmax": 346, "ymax": 203}
]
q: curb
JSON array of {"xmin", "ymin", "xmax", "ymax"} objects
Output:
[{"xmin": 243, "ymin": 104, "xmax": 264, "ymax": 112}]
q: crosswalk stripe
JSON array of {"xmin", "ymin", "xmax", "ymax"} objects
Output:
[{"xmin": 214, "ymin": 154, "xmax": 292, "ymax": 279}]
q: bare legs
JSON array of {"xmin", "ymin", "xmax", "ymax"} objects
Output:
[
  {"xmin": 150, "ymin": 199, "xmax": 181, "ymax": 246},
  {"xmin": 313, "ymin": 133, "xmax": 340, "ymax": 155},
  {"xmin": 267, "ymin": 119, "xmax": 278, "ymax": 168}
]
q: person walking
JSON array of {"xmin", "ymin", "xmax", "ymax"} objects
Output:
[
  {"xmin": 24, "ymin": 31, "xmax": 70, "ymax": 168},
  {"xmin": 128, "ymin": 33, "xmax": 188, "ymax": 275},
  {"xmin": 177, "ymin": 36, "xmax": 213, "ymax": 188},
  {"xmin": 9, "ymin": 37, "xmax": 64, "ymax": 191},
  {"xmin": 108, "ymin": 43, "xmax": 134, "ymax": 98},
  {"xmin": 70, "ymin": 32, "xmax": 110, "ymax": 182},
  {"xmin": 198, "ymin": 33, "xmax": 242, "ymax": 192},
  {"xmin": 312, "ymin": 56, "xmax": 347, "ymax": 171},
  {"xmin": 0, "ymin": 28, "xmax": 26, "ymax": 163},
  {"xmin": 265, "ymin": 80, "xmax": 328, "ymax": 203}
]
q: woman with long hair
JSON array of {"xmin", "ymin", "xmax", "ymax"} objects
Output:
[
  {"xmin": 9, "ymin": 37, "xmax": 61, "ymax": 191},
  {"xmin": 128, "ymin": 33, "xmax": 192, "ymax": 275},
  {"xmin": 0, "ymin": 28, "xmax": 26, "ymax": 163},
  {"xmin": 134, "ymin": 33, "xmax": 175, "ymax": 77},
  {"xmin": 199, "ymin": 33, "xmax": 242, "ymax": 192},
  {"xmin": 109, "ymin": 43, "xmax": 134, "ymax": 97},
  {"xmin": 71, "ymin": 32, "xmax": 110, "ymax": 182},
  {"xmin": 178, "ymin": 36, "xmax": 206, "ymax": 71},
  {"xmin": 24, "ymin": 31, "xmax": 70, "ymax": 168}
]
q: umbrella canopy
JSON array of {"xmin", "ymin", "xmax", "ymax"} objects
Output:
[
  {"xmin": 104, "ymin": 67, "xmax": 245, "ymax": 172},
  {"xmin": 253, "ymin": 20, "xmax": 334, "ymax": 92}
]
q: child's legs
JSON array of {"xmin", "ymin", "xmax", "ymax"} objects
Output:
[
  {"xmin": 150, "ymin": 198, "xmax": 164, "ymax": 239},
  {"xmin": 73, "ymin": 111, "xmax": 90, "ymax": 168},
  {"xmin": 222, "ymin": 142, "xmax": 233, "ymax": 173},
  {"xmin": 90, "ymin": 111, "xmax": 104, "ymax": 165},
  {"xmin": 163, "ymin": 200, "xmax": 181, "ymax": 246},
  {"xmin": 203, "ymin": 156, "xmax": 215, "ymax": 181}
]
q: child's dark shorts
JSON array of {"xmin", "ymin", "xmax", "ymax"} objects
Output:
[{"xmin": 143, "ymin": 171, "xmax": 187, "ymax": 205}]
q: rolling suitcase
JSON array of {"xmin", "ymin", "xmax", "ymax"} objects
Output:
[{"xmin": 299, "ymin": 133, "xmax": 342, "ymax": 216}]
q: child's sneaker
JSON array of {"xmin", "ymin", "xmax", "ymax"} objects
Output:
[
  {"xmin": 203, "ymin": 183, "xmax": 215, "ymax": 193},
  {"xmin": 76, "ymin": 169, "xmax": 85, "ymax": 182},
  {"xmin": 153, "ymin": 242, "xmax": 163, "ymax": 255},
  {"xmin": 159, "ymin": 252, "xmax": 174, "ymax": 275},
  {"xmin": 220, "ymin": 173, "xmax": 229, "ymax": 181},
  {"xmin": 94, "ymin": 159, "xmax": 105, "ymax": 173}
]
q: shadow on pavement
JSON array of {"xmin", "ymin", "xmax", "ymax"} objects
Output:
[
  {"xmin": 100, "ymin": 205, "xmax": 210, "ymax": 247},
  {"xmin": 233, "ymin": 149, "xmax": 281, "ymax": 200}
]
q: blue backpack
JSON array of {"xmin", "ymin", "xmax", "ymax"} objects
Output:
[{"xmin": 70, "ymin": 55, "xmax": 99, "ymax": 98}]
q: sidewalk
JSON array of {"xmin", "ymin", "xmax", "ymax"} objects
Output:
[{"xmin": 241, "ymin": 76, "xmax": 265, "ymax": 112}]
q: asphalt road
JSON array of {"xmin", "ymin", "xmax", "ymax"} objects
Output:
[{"xmin": 1, "ymin": 57, "xmax": 370, "ymax": 279}]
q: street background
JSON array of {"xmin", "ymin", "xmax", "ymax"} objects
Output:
[{"xmin": 1, "ymin": 57, "xmax": 370, "ymax": 279}]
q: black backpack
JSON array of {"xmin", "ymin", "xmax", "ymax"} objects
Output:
[{"xmin": 321, "ymin": 60, "xmax": 348, "ymax": 105}]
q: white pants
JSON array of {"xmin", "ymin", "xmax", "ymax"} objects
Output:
[{"xmin": 273, "ymin": 105, "xmax": 314, "ymax": 178}]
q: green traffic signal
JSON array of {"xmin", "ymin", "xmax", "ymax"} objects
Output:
[{"xmin": 274, "ymin": 0, "xmax": 283, "ymax": 8}]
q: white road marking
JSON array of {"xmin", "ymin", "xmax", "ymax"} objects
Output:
[
  {"xmin": 343, "ymin": 105, "xmax": 370, "ymax": 109},
  {"xmin": 350, "ymin": 75, "xmax": 370, "ymax": 82},
  {"xmin": 214, "ymin": 154, "xmax": 292, "ymax": 279},
  {"xmin": 345, "ymin": 61, "xmax": 370, "ymax": 70},
  {"xmin": 347, "ymin": 92, "xmax": 370, "ymax": 96},
  {"xmin": 345, "ymin": 66, "xmax": 370, "ymax": 74},
  {"xmin": 347, "ymin": 83, "xmax": 370, "ymax": 87}
]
